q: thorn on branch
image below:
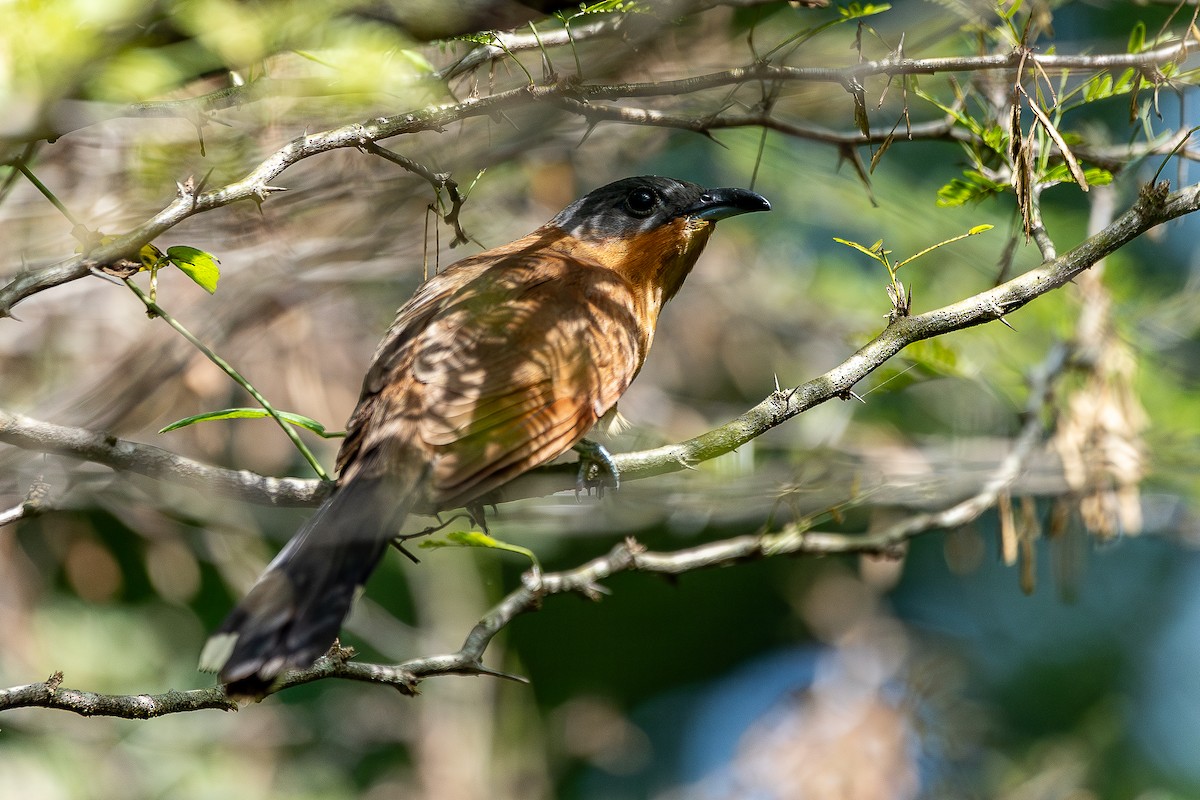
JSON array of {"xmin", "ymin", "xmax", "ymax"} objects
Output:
[
  {"xmin": 985, "ymin": 298, "xmax": 1016, "ymax": 329},
  {"xmin": 457, "ymin": 660, "xmax": 530, "ymax": 684},
  {"xmin": 575, "ymin": 581, "xmax": 610, "ymax": 602},
  {"xmin": 675, "ymin": 454, "xmax": 699, "ymax": 471}
]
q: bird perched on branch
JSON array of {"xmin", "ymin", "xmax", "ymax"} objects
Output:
[{"xmin": 200, "ymin": 175, "xmax": 770, "ymax": 694}]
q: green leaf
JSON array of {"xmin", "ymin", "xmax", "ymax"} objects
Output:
[
  {"xmin": 1083, "ymin": 73, "xmax": 1113, "ymax": 103},
  {"xmin": 999, "ymin": 0, "xmax": 1023, "ymax": 20},
  {"xmin": 982, "ymin": 125, "xmax": 1008, "ymax": 155},
  {"xmin": 165, "ymin": 246, "xmax": 220, "ymax": 293},
  {"xmin": 1128, "ymin": 21, "xmax": 1146, "ymax": 54},
  {"xmin": 450, "ymin": 32, "xmax": 494, "ymax": 44},
  {"xmin": 912, "ymin": 87, "xmax": 984, "ymax": 137},
  {"xmin": 1113, "ymin": 67, "xmax": 1137, "ymax": 94},
  {"xmin": 936, "ymin": 169, "xmax": 1008, "ymax": 207},
  {"xmin": 159, "ymin": 408, "xmax": 344, "ymax": 437},
  {"xmin": 833, "ymin": 237, "xmax": 888, "ymax": 265},
  {"xmin": 936, "ymin": 180, "xmax": 973, "ymax": 207},
  {"xmin": 138, "ymin": 243, "xmax": 167, "ymax": 270},
  {"xmin": 1041, "ymin": 164, "xmax": 1114, "ymax": 187},
  {"xmin": 937, "ymin": 178, "xmax": 995, "ymax": 207},
  {"xmin": 575, "ymin": 0, "xmax": 638, "ymax": 14},
  {"xmin": 840, "ymin": 3, "xmax": 891, "ymax": 20},
  {"xmin": 420, "ymin": 530, "xmax": 541, "ymax": 572}
]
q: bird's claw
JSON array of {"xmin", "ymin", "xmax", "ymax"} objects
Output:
[{"xmin": 574, "ymin": 439, "xmax": 620, "ymax": 498}]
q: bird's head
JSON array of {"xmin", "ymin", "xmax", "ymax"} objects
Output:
[{"xmin": 549, "ymin": 175, "xmax": 770, "ymax": 303}]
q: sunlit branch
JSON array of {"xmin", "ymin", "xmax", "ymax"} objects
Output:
[{"xmin": 0, "ymin": 408, "xmax": 328, "ymax": 511}]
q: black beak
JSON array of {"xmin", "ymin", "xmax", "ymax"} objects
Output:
[{"xmin": 683, "ymin": 187, "xmax": 771, "ymax": 221}]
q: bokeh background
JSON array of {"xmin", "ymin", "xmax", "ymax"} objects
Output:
[{"xmin": 3, "ymin": 2, "xmax": 1200, "ymax": 798}]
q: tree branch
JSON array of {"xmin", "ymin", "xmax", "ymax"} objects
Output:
[
  {"xmin": 0, "ymin": 528, "xmax": 970, "ymax": 717},
  {"xmin": 0, "ymin": 673, "xmax": 239, "ymax": 717},
  {"xmin": 0, "ymin": 330, "xmax": 1069, "ymax": 726},
  {"xmin": 4, "ymin": 39, "xmax": 1189, "ymax": 315},
  {"xmin": 0, "ymin": 408, "xmax": 328, "ymax": 509},
  {"xmin": 3, "ymin": 180, "xmax": 1197, "ymax": 512}
]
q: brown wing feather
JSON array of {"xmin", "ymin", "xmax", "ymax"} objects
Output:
[{"xmin": 336, "ymin": 245, "xmax": 645, "ymax": 512}]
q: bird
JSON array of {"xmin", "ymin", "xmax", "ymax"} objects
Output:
[{"xmin": 200, "ymin": 175, "xmax": 770, "ymax": 694}]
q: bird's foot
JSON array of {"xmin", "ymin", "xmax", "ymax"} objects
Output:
[{"xmin": 574, "ymin": 438, "xmax": 620, "ymax": 498}]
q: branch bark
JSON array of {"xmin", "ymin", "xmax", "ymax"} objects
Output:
[{"xmin": 0, "ymin": 409, "xmax": 328, "ymax": 507}]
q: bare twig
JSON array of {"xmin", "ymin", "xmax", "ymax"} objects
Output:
[
  {"xmin": 0, "ymin": 673, "xmax": 239, "ymax": 717},
  {"xmin": 362, "ymin": 143, "xmax": 470, "ymax": 245}
]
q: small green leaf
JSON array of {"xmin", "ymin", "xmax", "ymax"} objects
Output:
[
  {"xmin": 420, "ymin": 530, "xmax": 541, "ymax": 571},
  {"xmin": 936, "ymin": 179, "xmax": 991, "ymax": 207},
  {"xmin": 1127, "ymin": 21, "xmax": 1146, "ymax": 54},
  {"xmin": 968, "ymin": 224, "xmax": 994, "ymax": 235},
  {"xmin": 139, "ymin": 243, "xmax": 167, "ymax": 270},
  {"xmin": 840, "ymin": 2, "xmax": 891, "ymax": 19},
  {"xmin": 1084, "ymin": 168, "xmax": 1114, "ymax": 186},
  {"xmin": 450, "ymin": 32, "xmax": 494, "ymax": 44},
  {"xmin": 1083, "ymin": 73, "xmax": 1113, "ymax": 103},
  {"xmin": 982, "ymin": 125, "xmax": 1008, "ymax": 154},
  {"xmin": 166, "ymin": 246, "xmax": 220, "ymax": 293},
  {"xmin": 1113, "ymin": 67, "xmax": 1136, "ymax": 94},
  {"xmin": 912, "ymin": 86, "xmax": 984, "ymax": 136},
  {"xmin": 159, "ymin": 408, "xmax": 344, "ymax": 437},
  {"xmin": 936, "ymin": 169, "xmax": 1008, "ymax": 207},
  {"xmin": 833, "ymin": 237, "xmax": 888, "ymax": 265},
  {"xmin": 1041, "ymin": 165, "xmax": 1113, "ymax": 188}
]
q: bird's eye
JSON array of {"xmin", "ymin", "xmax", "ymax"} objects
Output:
[{"xmin": 624, "ymin": 188, "xmax": 658, "ymax": 217}]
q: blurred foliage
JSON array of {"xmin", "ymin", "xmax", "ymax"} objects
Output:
[{"xmin": 3, "ymin": 1, "xmax": 1200, "ymax": 799}]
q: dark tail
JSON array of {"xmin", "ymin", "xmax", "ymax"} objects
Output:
[{"xmin": 200, "ymin": 476, "xmax": 407, "ymax": 695}]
